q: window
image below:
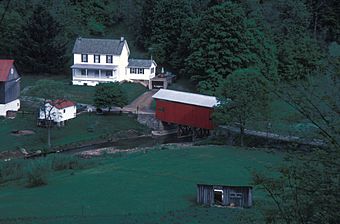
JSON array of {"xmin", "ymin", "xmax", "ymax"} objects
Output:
[
  {"xmin": 81, "ymin": 54, "xmax": 88, "ymax": 62},
  {"xmin": 10, "ymin": 68, "xmax": 14, "ymax": 74},
  {"xmin": 138, "ymin": 68, "xmax": 144, "ymax": 74},
  {"xmin": 106, "ymin": 70, "xmax": 113, "ymax": 77},
  {"xmin": 106, "ymin": 55, "xmax": 113, "ymax": 63},
  {"xmin": 94, "ymin": 55, "xmax": 100, "ymax": 63},
  {"xmin": 81, "ymin": 69, "xmax": 86, "ymax": 76},
  {"xmin": 151, "ymin": 67, "xmax": 154, "ymax": 74},
  {"xmin": 63, "ymin": 109, "xmax": 66, "ymax": 113},
  {"xmin": 130, "ymin": 68, "xmax": 144, "ymax": 74},
  {"xmin": 130, "ymin": 68, "xmax": 137, "ymax": 74}
]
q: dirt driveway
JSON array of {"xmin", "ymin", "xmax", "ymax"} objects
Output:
[{"xmin": 123, "ymin": 90, "xmax": 158, "ymax": 114}]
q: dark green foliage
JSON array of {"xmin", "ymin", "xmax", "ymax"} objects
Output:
[
  {"xmin": 94, "ymin": 82, "xmax": 128, "ymax": 110},
  {"xmin": 135, "ymin": 0, "xmax": 157, "ymax": 49},
  {"xmin": 185, "ymin": 1, "xmax": 277, "ymax": 93},
  {"xmin": 305, "ymin": 0, "xmax": 340, "ymax": 42},
  {"xmin": 278, "ymin": 36, "xmax": 323, "ymax": 81},
  {"xmin": 262, "ymin": 0, "xmax": 324, "ymax": 81},
  {"xmin": 51, "ymin": 155, "xmax": 94, "ymax": 171},
  {"xmin": 215, "ymin": 68, "xmax": 269, "ymax": 146},
  {"xmin": 254, "ymin": 48, "xmax": 340, "ymax": 223},
  {"xmin": 149, "ymin": 0, "xmax": 193, "ymax": 69},
  {"xmin": 254, "ymin": 148, "xmax": 340, "ymax": 223},
  {"xmin": 26, "ymin": 160, "xmax": 49, "ymax": 188},
  {"xmin": 0, "ymin": 160, "xmax": 25, "ymax": 184},
  {"xmin": 15, "ymin": 4, "xmax": 68, "ymax": 74}
]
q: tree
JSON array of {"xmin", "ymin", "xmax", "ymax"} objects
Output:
[
  {"xmin": 305, "ymin": 0, "xmax": 340, "ymax": 42},
  {"xmin": 149, "ymin": 0, "xmax": 193, "ymax": 68},
  {"xmin": 278, "ymin": 36, "xmax": 323, "ymax": 81},
  {"xmin": 29, "ymin": 79, "xmax": 65, "ymax": 149},
  {"xmin": 94, "ymin": 82, "xmax": 128, "ymax": 111},
  {"xmin": 15, "ymin": 4, "xmax": 67, "ymax": 74},
  {"xmin": 253, "ymin": 43, "xmax": 340, "ymax": 223},
  {"xmin": 185, "ymin": 1, "xmax": 277, "ymax": 94},
  {"xmin": 214, "ymin": 68, "xmax": 269, "ymax": 146},
  {"xmin": 261, "ymin": 0, "xmax": 324, "ymax": 81}
]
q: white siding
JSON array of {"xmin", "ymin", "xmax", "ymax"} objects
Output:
[
  {"xmin": 39, "ymin": 103, "xmax": 76, "ymax": 122},
  {"xmin": 127, "ymin": 61, "xmax": 156, "ymax": 81},
  {"xmin": 72, "ymin": 40, "xmax": 160, "ymax": 85},
  {"xmin": 0, "ymin": 99, "xmax": 20, "ymax": 117},
  {"xmin": 117, "ymin": 42, "xmax": 130, "ymax": 81}
]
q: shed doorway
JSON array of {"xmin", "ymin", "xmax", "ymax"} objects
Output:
[{"xmin": 214, "ymin": 189, "xmax": 223, "ymax": 205}]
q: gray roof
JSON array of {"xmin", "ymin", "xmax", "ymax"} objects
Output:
[
  {"xmin": 128, "ymin": 59, "xmax": 156, "ymax": 68},
  {"xmin": 152, "ymin": 89, "xmax": 218, "ymax": 108},
  {"xmin": 72, "ymin": 37, "xmax": 126, "ymax": 55},
  {"xmin": 71, "ymin": 64, "xmax": 117, "ymax": 70}
]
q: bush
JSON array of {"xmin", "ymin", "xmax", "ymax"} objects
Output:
[
  {"xmin": 25, "ymin": 160, "xmax": 49, "ymax": 188},
  {"xmin": 51, "ymin": 155, "xmax": 93, "ymax": 171},
  {"xmin": 0, "ymin": 160, "xmax": 25, "ymax": 184}
]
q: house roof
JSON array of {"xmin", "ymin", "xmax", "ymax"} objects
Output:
[
  {"xmin": 152, "ymin": 89, "xmax": 218, "ymax": 108},
  {"xmin": 72, "ymin": 37, "xmax": 126, "ymax": 55},
  {"xmin": 51, "ymin": 99, "xmax": 76, "ymax": 109},
  {"xmin": 71, "ymin": 64, "xmax": 118, "ymax": 70},
  {"xmin": 0, "ymin": 59, "xmax": 14, "ymax": 81},
  {"xmin": 128, "ymin": 59, "xmax": 156, "ymax": 68}
]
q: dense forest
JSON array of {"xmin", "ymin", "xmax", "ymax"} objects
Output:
[
  {"xmin": 0, "ymin": 0, "xmax": 339, "ymax": 83},
  {"xmin": 0, "ymin": 0, "xmax": 339, "ymax": 223}
]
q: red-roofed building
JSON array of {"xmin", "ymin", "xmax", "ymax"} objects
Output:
[
  {"xmin": 0, "ymin": 60, "xmax": 20, "ymax": 117},
  {"xmin": 38, "ymin": 99, "xmax": 76, "ymax": 126}
]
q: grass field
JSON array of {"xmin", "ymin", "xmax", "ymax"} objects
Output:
[
  {"xmin": 0, "ymin": 145, "xmax": 283, "ymax": 223},
  {"xmin": 21, "ymin": 74, "xmax": 148, "ymax": 104},
  {"xmin": 0, "ymin": 112, "xmax": 148, "ymax": 152}
]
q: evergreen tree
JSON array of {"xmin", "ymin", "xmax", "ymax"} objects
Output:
[
  {"xmin": 149, "ymin": 0, "xmax": 193, "ymax": 68},
  {"xmin": 16, "ymin": 5, "xmax": 67, "ymax": 74},
  {"xmin": 135, "ymin": 0, "xmax": 157, "ymax": 50}
]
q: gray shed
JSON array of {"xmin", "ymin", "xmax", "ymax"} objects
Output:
[{"xmin": 197, "ymin": 184, "xmax": 253, "ymax": 208}]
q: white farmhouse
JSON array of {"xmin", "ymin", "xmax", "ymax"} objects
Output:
[
  {"xmin": 71, "ymin": 37, "xmax": 157, "ymax": 86},
  {"xmin": 39, "ymin": 99, "xmax": 76, "ymax": 126}
]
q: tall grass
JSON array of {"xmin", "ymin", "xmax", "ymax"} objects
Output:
[{"xmin": 0, "ymin": 155, "xmax": 96, "ymax": 187}]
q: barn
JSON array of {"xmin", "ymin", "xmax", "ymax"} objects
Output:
[
  {"xmin": 0, "ymin": 60, "xmax": 21, "ymax": 117},
  {"xmin": 152, "ymin": 89, "xmax": 218, "ymax": 137},
  {"xmin": 197, "ymin": 184, "xmax": 253, "ymax": 208}
]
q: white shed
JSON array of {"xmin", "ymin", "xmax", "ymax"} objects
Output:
[{"xmin": 39, "ymin": 99, "xmax": 76, "ymax": 126}]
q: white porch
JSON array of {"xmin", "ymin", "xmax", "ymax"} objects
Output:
[{"xmin": 71, "ymin": 64, "xmax": 118, "ymax": 86}]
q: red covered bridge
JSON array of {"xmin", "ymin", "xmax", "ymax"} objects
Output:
[{"xmin": 152, "ymin": 89, "xmax": 218, "ymax": 137}]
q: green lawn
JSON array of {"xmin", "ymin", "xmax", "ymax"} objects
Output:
[
  {"xmin": 0, "ymin": 112, "xmax": 148, "ymax": 152},
  {"xmin": 21, "ymin": 74, "xmax": 147, "ymax": 104},
  {"xmin": 0, "ymin": 146, "xmax": 283, "ymax": 223}
]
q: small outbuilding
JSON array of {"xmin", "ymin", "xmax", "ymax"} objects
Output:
[
  {"xmin": 0, "ymin": 59, "xmax": 20, "ymax": 117},
  {"xmin": 38, "ymin": 99, "xmax": 76, "ymax": 126},
  {"xmin": 197, "ymin": 184, "xmax": 253, "ymax": 208}
]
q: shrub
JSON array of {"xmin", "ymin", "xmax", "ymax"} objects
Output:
[
  {"xmin": 25, "ymin": 160, "xmax": 49, "ymax": 188},
  {"xmin": 51, "ymin": 155, "xmax": 93, "ymax": 171},
  {"xmin": 0, "ymin": 160, "xmax": 25, "ymax": 184}
]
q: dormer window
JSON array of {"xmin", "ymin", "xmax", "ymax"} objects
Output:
[
  {"xmin": 94, "ymin": 55, "xmax": 100, "ymax": 63},
  {"xmin": 81, "ymin": 54, "xmax": 88, "ymax": 62},
  {"xmin": 106, "ymin": 55, "xmax": 113, "ymax": 63},
  {"xmin": 151, "ymin": 68, "xmax": 154, "ymax": 74}
]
